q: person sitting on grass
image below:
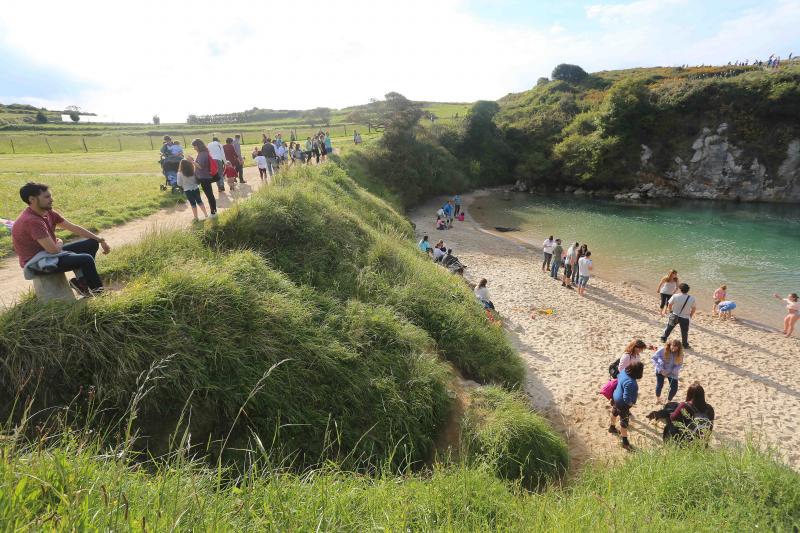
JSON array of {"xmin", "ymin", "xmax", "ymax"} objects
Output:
[
  {"xmin": 474, "ymin": 278, "xmax": 495, "ymax": 310},
  {"xmin": 441, "ymin": 248, "xmax": 459, "ymax": 269},
  {"xmin": 418, "ymin": 235, "xmax": 433, "ymax": 256},
  {"xmin": 609, "ymin": 360, "xmax": 644, "ymax": 450},
  {"xmin": 11, "ymin": 182, "xmax": 111, "ymax": 297},
  {"xmin": 433, "ymin": 242, "xmax": 446, "ymax": 263}
]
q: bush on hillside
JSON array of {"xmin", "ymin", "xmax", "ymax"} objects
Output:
[
  {"xmin": 552, "ymin": 63, "xmax": 588, "ymax": 84},
  {"xmin": 461, "ymin": 386, "xmax": 568, "ymax": 489}
]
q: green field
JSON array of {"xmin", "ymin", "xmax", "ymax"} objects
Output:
[{"xmin": 0, "ymin": 102, "xmax": 465, "ymax": 155}]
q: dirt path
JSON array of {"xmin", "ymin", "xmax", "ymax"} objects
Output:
[
  {"xmin": 411, "ymin": 191, "xmax": 800, "ymax": 471},
  {"xmin": 0, "ymin": 167, "xmax": 264, "ymax": 307}
]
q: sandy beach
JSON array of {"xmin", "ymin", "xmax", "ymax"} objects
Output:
[{"xmin": 411, "ymin": 190, "xmax": 800, "ymax": 469}]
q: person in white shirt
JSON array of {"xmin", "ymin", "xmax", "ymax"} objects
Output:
[
  {"xmin": 773, "ymin": 292, "xmax": 799, "ymax": 337},
  {"xmin": 207, "ymin": 136, "xmax": 226, "ymax": 192},
  {"xmin": 474, "ymin": 278, "xmax": 494, "ymax": 310},
  {"xmin": 577, "ymin": 251, "xmax": 593, "ymax": 296},
  {"xmin": 661, "ymin": 283, "xmax": 697, "ymax": 349},
  {"xmin": 254, "ymin": 152, "xmax": 268, "ymax": 180},
  {"xmin": 562, "ymin": 242, "xmax": 578, "ymax": 288},
  {"xmin": 433, "ymin": 245, "xmax": 446, "ymax": 263},
  {"xmin": 541, "ymin": 236, "xmax": 555, "ymax": 272}
]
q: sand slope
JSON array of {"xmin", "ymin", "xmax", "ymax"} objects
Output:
[{"xmin": 412, "ymin": 191, "xmax": 800, "ymax": 469}]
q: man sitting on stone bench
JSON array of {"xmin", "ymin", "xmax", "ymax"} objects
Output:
[{"xmin": 11, "ymin": 182, "xmax": 111, "ymax": 297}]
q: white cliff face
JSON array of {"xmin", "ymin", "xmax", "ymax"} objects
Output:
[{"xmin": 663, "ymin": 124, "xmax": 800, "ymax": 201}]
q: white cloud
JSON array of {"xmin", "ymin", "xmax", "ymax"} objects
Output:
[{"xmin": 0, "ymin": 0, "xmax": 797, "ymax": 123}]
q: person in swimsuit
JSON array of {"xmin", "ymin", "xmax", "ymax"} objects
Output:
[
  {"xmin": 774, "ymin": 292, "xmax": 799, "ymax": 337},
  {"xmin": 712, "ymin": 284, "xmax": 727, "ymax": 316}
]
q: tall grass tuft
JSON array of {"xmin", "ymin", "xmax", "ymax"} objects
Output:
[{"xmin": 461, "ymin": 386, "xmax": 568, "ymax": 489}]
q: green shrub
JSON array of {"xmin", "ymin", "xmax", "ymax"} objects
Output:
[{"xmin": 461, "ymin": 386, "xmax": 568, "ymax": 488}]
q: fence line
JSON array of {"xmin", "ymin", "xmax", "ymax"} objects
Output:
[{"xmin": 0, "ymin": 117, "xmax": 462, "ymax": 155}]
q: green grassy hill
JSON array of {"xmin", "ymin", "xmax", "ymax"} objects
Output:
[{"xmin": 492, "ymin": 63, "xmax": 800, "ymax": 199}]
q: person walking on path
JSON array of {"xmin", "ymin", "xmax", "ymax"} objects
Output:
[
  {"xmin": 577, "ymin": 251, "xmax": 593, "ymax": 296},
  {"xmin": 261, "ymin": 137, "xmax": 278, "ymax": 178},
  {"xmin": 661, "ymin": 283, "xmax": 696, "ymax": 349},
  {"xmin": 453, "ymin": 194, "xmax": 462, "ymax": 217},
  {"xmin": 223, "ymin": 138, "xmax": 245, "ymax": 184},
  {"xmin": 550, "ymin": 239, "xmax": 563, "ymax": 279},
  {"xmin": 232, "ymin": 134, "xmax": 244, "ymax": 183},
  {"xmin": 189, "ymin": 139, "xmax": 218, "ymax": 218},
  {"xmin": 657, "ymin": 270, "xmax": 679, "ymax": 317},
  {"xmin": 652, "ymin": 339, "xmax": 684, "ymax": 403},
  {"xmin": 541, "ymin": 236, "xmax": 555, "ymax": 272},
  {"xmin": 562, "ymin": 241, "xmax": 578, "ymax": 288},
  {"xmin": 207, "ymin": 136, "xmax": 226, "ymax": 192},
  {"xmin": 773, "ymin": 292, "xmax": 799, "ymax": 337},
  {"xmin": 176, "ymin": 159, "xmax": 208, "ymax": 221},
  {"xmin": 11, "ymin": 182, "xmax": 111, "ymax": 296},
  {"xmin": 609, "ymin": 361, "xmax": 644, "ymax": 450}
]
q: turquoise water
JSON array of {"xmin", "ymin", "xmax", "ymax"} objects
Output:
[{"xmin": 470, "ymin": 192, "xmax": 800, "ymax": 327}]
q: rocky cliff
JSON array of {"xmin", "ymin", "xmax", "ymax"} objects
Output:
[{"xmin": 643, "ymin": 123, "xmax": 800, "ymax": 202}]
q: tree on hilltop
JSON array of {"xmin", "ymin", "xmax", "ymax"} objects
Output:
[
  {"xmin": 152, "ymin": 114, "xmax": 160, "ymax": 125},
  {"xmin": 552, "ymin": 64, "xmax": 588, "ymax": 84},
  {"xmin": 35, "ymin": 110, "xmax": 48, "ymax": 123}
]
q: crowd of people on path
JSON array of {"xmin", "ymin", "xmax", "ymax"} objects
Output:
[{"xmin": 160, "ymin": 131, "xmax": 335, "ymax": 222}]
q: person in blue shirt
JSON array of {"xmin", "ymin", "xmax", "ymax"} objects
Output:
[
  {"xmin": 609, "ymin": 361, "xmax": 644, "ymax": 450},
  {"xmin": 442, "ymin": 201, "xmax": 454, "ymax": 227},
  {"xmin": 418, "ymin": 235, "xmax": 432, "ymax": 256}
]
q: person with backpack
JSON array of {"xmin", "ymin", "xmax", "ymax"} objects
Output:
[
  {"xmin": 189, "ymin": 139, "xmax": 218, "ymax": 218},
  {"xmin": 660, "ymin": 283, "xmax": 696, "ymax": 349},
  {"xmin": 647, "ymin": 382, "xmax": 715, "ymax": 444},
  {"xmin": 609, "ymin": 361, "xmax": 644, "ymax": 450},
  {"xmin": 207, "ymin": 136, "xmax": 226, "ymax": 193}
]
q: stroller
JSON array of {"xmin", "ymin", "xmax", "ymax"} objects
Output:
[{"xmin": 159, "ymin": 154, "xmax": 183, "ymax": 193}]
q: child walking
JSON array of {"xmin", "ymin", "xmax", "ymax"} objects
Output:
[
  {"xmin": 223, "ymin": 161, "xmax": 238, "ymax": 192},
  {"xmin": 177, "ymin": 159, "xmax": 208, "ymax": 221},
  {"xmin": 255, "ymin": 151, "xmax": 268, "ymax": 180}
]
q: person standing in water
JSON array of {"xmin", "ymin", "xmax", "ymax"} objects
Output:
[
  {"xmin": 773, "ymin": 292, "xmax": 799, "ymax": 337},
  {"xmin": 657, "ymin": 270, "xmax": 679, "ymax": 317},
  {"xmin": 712, "ymin": 285, "xmax": 727, "ymax": 316}
]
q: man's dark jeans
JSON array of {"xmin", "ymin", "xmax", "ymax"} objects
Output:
[
  {"xmin": 51, "ymin": 239, "xmax": 102, "ymax": 289},
  {"xmin": 236, "ymin": 163, "xmax": 244, "ymax": 182},
  {"xmin": 662, "ymin": 315, "xmax": 690, "ymax": 346}
]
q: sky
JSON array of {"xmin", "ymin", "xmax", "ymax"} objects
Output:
[{"xmin": 0, "ymin": 0, "xmax": 797, "ymax": 123}]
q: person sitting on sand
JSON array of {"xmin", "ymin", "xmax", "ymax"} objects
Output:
[
  {"xmin": 442, "ymin": 249, "xmax": 458, "ymax": 268},
  {"xmin": 474, "ymin": 278, "xmax": 495, "ymax": 310},
  {"xmin": 652, "ymin": 339, "xmax": 684, "ymax": 403},
  {"xmin": 773, "ymin": 292, "xmax": 799, "ymax": 337},
  {"xmin": 436, "ymin": 216, "xmax": 446, "ymax": 230},
  {"xmin": 11, "ymin": 182, "xmax": 111, "ymax": 297},
  {"xmin": 418, "ymin": 235, "xmax": 433, "ymax": 256},
  {"xmin": 648, "ymin": 382, "xmax": 715, "ymax": 444},
  {"xmin": 718, "ymin": 300, "xmax": 736, "ymax": 320},
  {"xmin": 609, "ymin": 361, "xmax": 644, "ymax": 450},
  {"xmin": 712, "ymin": 284, "xmax": 727, "ymax": 316},
  {"xmin": 657, "ymin": 270, "xmax": 679, "ymax": 318}
]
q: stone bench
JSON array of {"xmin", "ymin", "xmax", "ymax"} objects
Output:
[{"xmin": 32, "ymin": 273, "xmax": 76, "ymax": 303}]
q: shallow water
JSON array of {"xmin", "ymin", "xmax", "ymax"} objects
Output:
[{"xmin": 470, "ymin": 192, "xmax": 800, "ymax": 328}]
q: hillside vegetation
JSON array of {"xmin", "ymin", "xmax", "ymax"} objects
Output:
[{"xmin": 494, "ymin": 63, "xmax": 800, "ymax": 190}]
